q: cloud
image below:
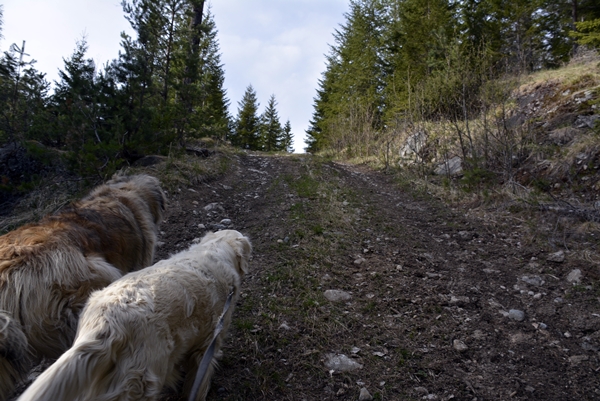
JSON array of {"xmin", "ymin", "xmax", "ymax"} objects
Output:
[{"xmin": 211, "ymin": 0, "xmax": 348, "ymax": 151}]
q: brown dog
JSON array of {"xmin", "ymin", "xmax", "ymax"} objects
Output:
[
  {"xmin": 0, "ymin": 174, "xmax": 166, "ymax": 400},
  {"xmin": 17, "ymin": 230, "xmax": 252, "ymax": 401}
]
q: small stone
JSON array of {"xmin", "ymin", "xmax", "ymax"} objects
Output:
[
  {"xmin": 472, "ymin": 330, "xmax": 485, "ymax": 339},
  {"xmin": 279, "ymin": 323, "xmax": 290, "ymax": 331},
  {"xmin": 354, "ymin": 258, "xmax": 366, "ymax": 265},
  {"xmin": 569, "ymin": 355, "xmax": 589, "ymax": 365},
  {"xmin": 520, "ymin": 275, "xmax": 545, "ymax": 286},
  {"xmin": 220, "ymin": 218, "xmax": 232, "ymax": 226},
  {"xmin": 351, "ymin": 346, "xmax": 361, "ymax": 354},
  {"xmin": 277, "ymin": 239, "xmax": 284, "ymax": 244},
  {"xmin": 203, "ymin": 202, "xmax": 220, "ymax": 211},
  {"xmin": 198, "ymin": 224, "xmax": 206, "ymax": 229},
  {"xmin": 414, "ymin": 387, "xmax": 429, "ymax": 396},
  {"xmin": 508, "ymin": 309, "xmax": 525, "ymax": 321},
  {"xmin": 324, "ymin": 290, "xmax": 352, "ymax": 302},
  {"xmin": 358, "ymin": 387, "xmax": 373, "ymax": 401},
  {"xmin": 533, "ymin": 293, "xmax": 542, "ymax": 300},
  {"xmin": 450, "ymin": 296, "xmax": 470, "ymax": 306},
  {"xmin": 564, "ymin": 331, "xmax": 572, "ymax": 338},
  {"xmin": 458, "ymin": 231, "xmax": 473, "ymax": 240},
  {"xmin": 324, "ymin": 354, "xmax": 363, "ymax": 372},
  {"xmin": 453, "ymin": 339, "xmax": 468, "ymax": 352},
  {"xmin": 547, "ymin": 250, "xmax": 565, "ymax": 263},
  {"xmin": 566, "ymin": 269, "xmax": 583, "ymax": 284}
]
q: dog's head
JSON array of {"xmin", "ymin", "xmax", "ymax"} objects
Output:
[
  {"xmin": 104, "ymin": 174, "xmax": 167, "ymax": 225},
  {"xmin": 202, "ymin": 230, "xmax": 252, "ymax": 276}
]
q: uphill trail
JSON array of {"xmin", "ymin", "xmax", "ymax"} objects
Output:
[{"xmin": 155, "ymin": 153, "xmax": 599, "ymax": 401}]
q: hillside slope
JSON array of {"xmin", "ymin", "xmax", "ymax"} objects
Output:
[{"xmin": 155, "ymin": 154, "xmax": 599, "ymax": 400}]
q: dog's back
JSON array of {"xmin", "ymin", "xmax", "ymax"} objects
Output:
[
  {"xmin": 17, "ymin": 230, "xmax": 251, "ymax": 401},
  {"xmin": 0, "ymin": 175, "xmax": 166, "ymax": 401}
]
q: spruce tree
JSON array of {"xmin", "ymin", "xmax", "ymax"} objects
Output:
[
  {"xmin": 281, "ymin": 120, "xmax": 294, "ymax": 153},
  {"xmin": 0, "ymin": 42, "xmax": 49, "ymax": 146},
  {"xmin": 305, "ymin": 0, "xmax": 385, "ymax": 155},
  {"xmin": 231, "ymin": 85, "xmax": 260, "ymax": 150},
  {"xmin": 189, "ymin": 9, "xmax": 231, "ymax": 140},
  {"xmin": 259, "ymin": 94, "xmax": 283, "ymax": 152},
  {"xmin": 52, "ymin": 39, "xmax": 99, "ymax": 149}
]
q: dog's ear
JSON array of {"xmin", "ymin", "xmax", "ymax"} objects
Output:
[{"xmin": 233, "ymin": 236, "xmax": 252, "ymax": 275}]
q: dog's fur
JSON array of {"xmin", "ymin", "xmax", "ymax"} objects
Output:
[
  {"xmin": 17, "ymin": 230, "xmax": 252, "ymax": 401},
  {"xmin": 0, "ymin": 175, "xmax": 166, "ymax": 400}
]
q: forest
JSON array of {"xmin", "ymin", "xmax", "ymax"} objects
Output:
[
  {"xmin": 305, "ymin": 0, "xmax": 600, "ymax": 160},
  {"xmin": 1, "ymin": 0, "xmax": 600, "ymax": 202},
  {"xmin": 0, "ymin": 0, "xmax": 293, "ymax": 194}
]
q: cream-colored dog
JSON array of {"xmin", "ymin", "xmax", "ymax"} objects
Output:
[
  {"xmin": 18, "ymin": 230, "xmax": 252, "ymax": 401},
  {"xmin": 0, "ymin": 175, "xmax": 166, "ymax": 400}
]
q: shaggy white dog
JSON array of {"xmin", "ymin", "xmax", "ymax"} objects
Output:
[
  {"xmin": 0, "ymin": 174, "xmax": 166, "ymax": 401},
  {"xmin": 17, "ymin": 230, "xmax": 252, "ymax": 401}
]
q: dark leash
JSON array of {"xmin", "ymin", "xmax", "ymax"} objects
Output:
[{"xmin": 188, "ymin": 289, "xmax": 235, "ymax": 401}]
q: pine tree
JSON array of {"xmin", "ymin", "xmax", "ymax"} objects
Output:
[
  {"xmin": 281, "ymin": 120, "xmax": 294, "ymax": 153},
  {"xmin": 382, "ymin": 0, "xmax": 456, "ymax": 118},
  {"xmin": 259, "ymin": 94, "xmax": 283, "ymax": 152},
  {"xmin": 231, "ymin": 85, "xmax": 260, "ymax": 150},
  {"xmin": 0, "ymin": 41, "xmax": 50, "ymax": 146},
  {"xmin": 188, "ymin": 9, "xmax": 231, "ymax": 140},
  {"xmin": 305, "ymin": 0, "xmax": 386, "ymax": 155},
  {"xmin": 571, "ymin": 19, "xmax": 600, "ymax": 48},
  {"xmin": 51, "ymin": 39, "xmax": 99, "ymax": 149}
]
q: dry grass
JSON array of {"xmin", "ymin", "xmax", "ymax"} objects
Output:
[{"xmin": 522, "ymin": 48, "xmax": 600, "ymax": 90}]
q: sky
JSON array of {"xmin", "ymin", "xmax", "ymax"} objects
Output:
[{"xmin": 0, "ymin": 0, "xmax": 349, "ymax": 152}]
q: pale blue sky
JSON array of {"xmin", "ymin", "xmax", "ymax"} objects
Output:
[{"xmin": 1, "ymin": 0, "xmax": 348, "ymax": 152}]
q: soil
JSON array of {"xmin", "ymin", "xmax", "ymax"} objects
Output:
[
  {"xmin": 8, "ymin": 152, "xmax": 600, "ymax": 400},
  {"xmin": 153, "ymin": 153, "xmax": 599, "ymax": 400}
]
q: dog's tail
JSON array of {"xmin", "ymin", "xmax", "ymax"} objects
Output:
[
  {"xmin": 0, "ymin": 312, "xmax": 29, "ymax": 401},
  {"xmin": 16, "ymin": 338, "xmax": 115, "ymax": 401}
]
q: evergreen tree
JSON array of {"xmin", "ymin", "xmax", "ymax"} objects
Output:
[
  {"xmin": 231, "ymin": 85, "xmax": 260, "ymax": 150},
  {"xmin": 305, "ymin": 0, "xmax": 386, "ymax": 155},
  {"xmin": 51, "ymin": 39, "xmax": 99, "ymax": 148},
  {"xmin": 281, "ymin": 120, "xmax": 294, "ymax": 153},
  {"xmin": 382, "ymin": 0, "xmax": 455, "ymax": 118},
  {"xmin": 305, "ymin": 52, "xmax": 339, "ymax": 153},
  {"xmin": 50, "ymin": 39, "xmax": 124, "ymax": 177},
  {"xmin": 259, "ymin": 94, "xmax": 283, "ymax": 152},
  {"xmin": 571, "ymin": 19, "xmax": 600, "ymax": 48},
  {"xmin": 188, "ymin": 9, "xmax": 231, "ymax": 140},
  {"xmin": 0, "ymin": 41, "xmax": 50, "ymax": 146}
]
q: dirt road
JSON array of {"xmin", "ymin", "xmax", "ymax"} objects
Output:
[{"xmin": 153, "ymin": 153, "xmax": 599, "ymax": 400}]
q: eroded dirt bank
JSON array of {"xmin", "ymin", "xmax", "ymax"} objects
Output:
[{"xmin": 154, "ymin": 153, "xmax": 599, "ymax": 401}]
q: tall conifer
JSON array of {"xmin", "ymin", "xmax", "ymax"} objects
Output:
[
  {"xmin": 232, "ymin": 85, "xmax": 260, "ymax": 150},
  {"xmin": 260, "ymin": 94, "xmax": 283, "ymax": 152}
]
